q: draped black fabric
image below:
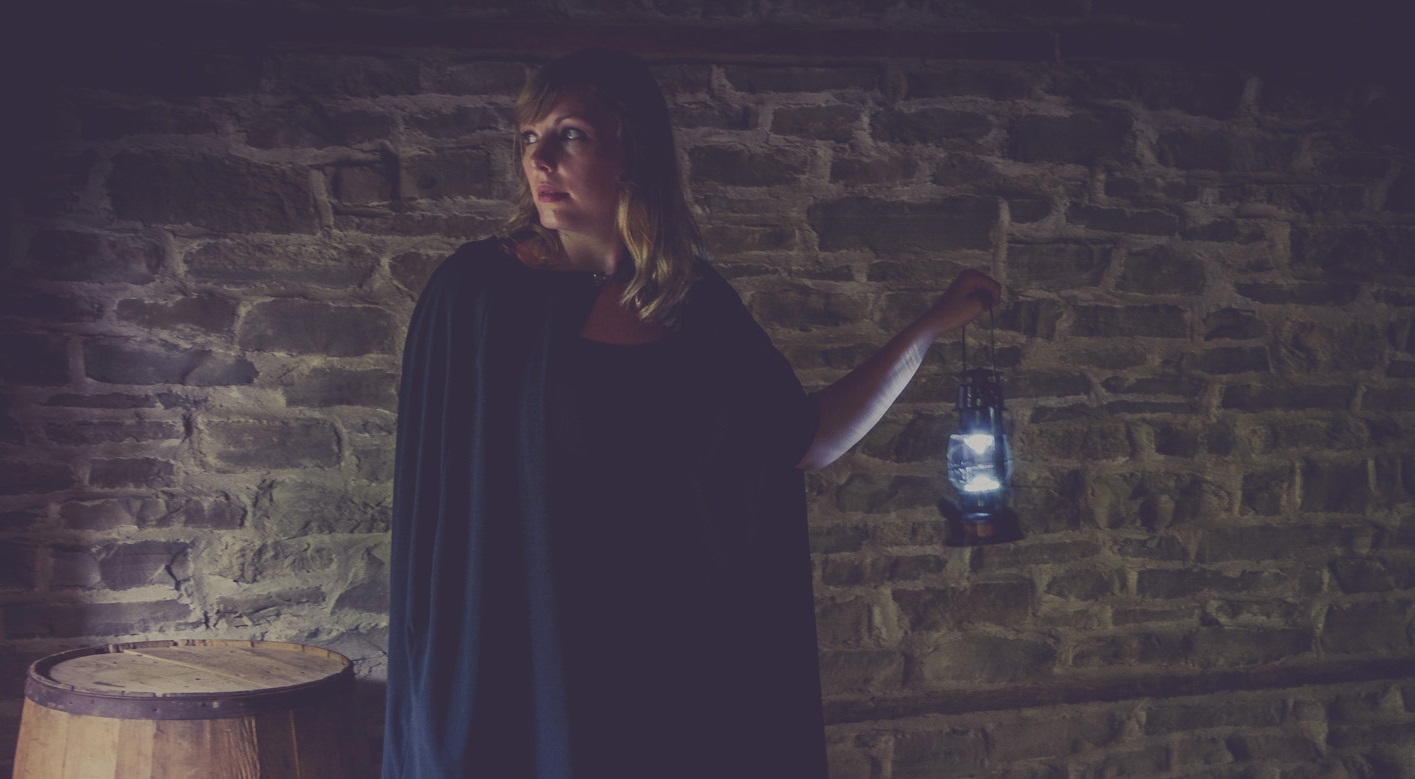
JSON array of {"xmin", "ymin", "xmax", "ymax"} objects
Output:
[{"xmin": 382, "ymin": 239, "xmax": 828, "ymax": 779}]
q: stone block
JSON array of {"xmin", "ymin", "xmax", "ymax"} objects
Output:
[
  {"xmin": 283, "ymin": 367, "xmax": 398, "ymax": 409},
  {"xmin": 252, "ymin": 479, "xmax": 390, "ymax": 535},
  {"xmin": 271, "ymin": 54, "xmax": 421, "ymax": 97},
  {"xmin": 1220, "ymin": 384, "xmax": 1354, "ymax": 411},
  {"xmin": 1135, "ymin": 568, "xmax": 1285, "ymax": 600},
  {"xmin": 1292, "ymin": 225, "xmax": 1415, "ymax": 281},
  {"xmin": 244, "ymin": 104, "xmax": 392, "ymax": 149},
  {"xmin": 1181, "ymin": 346, "xmax": 1271, "ymax": 374},
  {"xmin": 116, "ymin": 294, "xmax": 239, "ymax": 334},
  {"xmin": 237, "ymin": 300, "xmax": 396, "ymax": 356},
  {"xmin": 1067, "ymin": 205, "xmax": 1182, "ymax": 236},
  {"xmin": 912, "ymin": 636, "xmax": 1056, "ymax": 686},
  {"xmin": 89, "ymin": 458, "xmax": 176, "ymax": 488},
  {"xmin": 205, "ymin": 420, "xmax": 341, "ymax": 471},
  {"xmin": 0, "ymin": 333, "xmax": 69, "ymax": 386},
  {"xmin": 1330, "ymin": 557, "xmax": 1415, "ymax": 594},
  {"xmin": 1071, "ymin": 304, "xmax": 1188, "ymax": 338},
  {"xmin": 671, "ymin": 102, "xmax": 757, "ymax": 131},
  {"xmin": 97, "ymin": 541, "xmax": 189, "ymax": 590},
  {"xmin": 894, "ymin": 581, "xmax": 1033, "ymax": 633},
  {"xmin": 1321, "ymin": 600, "xmax": 1414, "ymax": 654},
  {"xmin": 422, "ymin": 61, "xmax": 528, "ymax": 96},
  {"xmin": 26, "ymin": 230, "xmax": 162, "ymax": 283},
  {"xmin": 0, "ymin": 543, "xmax": 36, "ymax": 588},
  {"xmin": 400, "ymin": 149, "xmax": 496, "ymax": 200},
  {"xmin": 333, "ymin": 579, "xmax": 390, "ymax": 615},
  {"xmin": 1044, "ymin": 569, "xmax": 1117, "ymax": 600},
  {"xmin": 186, "ymin": 235, "xmax": 382, "ymax": 288},
  {"xmin": 1366, "ymin": 388, "xmax": 1415, "ymax": 413},
  {"xmin": 996, "ymin": 299, "xmax": 1063, "ymax": 339},
  {"xmin": 1188, "ymin": 626, "xmax": 1313, "ymax": 668},
  {"xmin": 1145, "ymin": 697, "xmax": 1285, "ymax": 735},
  {"xmin": 830, "ymin": 153, "xmax": 917, "ymax": 184},
  {"xmin": 689, "ymin": 146, "xmax": 807, "ymax": 187},
  {"xmin": 891, "ymin": 729, "xmax": 985, "ymax": 779},
  {"xmin": 1008, "ymin": 243, "xmax": 1108, "ymax": 289},
  {"xmin": 1071, "ymin": 630, "xmax": 1187, "ymax": 668},
  {"xmin": 1156, "ymin": 127, "xmax": 1301, "ymax": 172},
  {"xmin": 971, "ymin": 538, "xmax": 1100, "ymax": 573},
  {"xmin": 3, "ymin": 599, "xmax": 195, "ymax": 639},
  {"xmin": 1100, "ymin": 374, "xmax": 1206, "ymax": 396},
  {"xmin": 1278, "ymin": 321, "xmax": 1385, "ymax": 374},
  {"xmin": 44, "ymin": 418, "xmax": 183, "ymax": 446},
  {"xmin": 108, "ymin": 152, "xmax": 318, "ymax": 233},
  {"xmin": 1196, "ymin": 523, "xmax": 1364, "ymax": 563},
  {"xmin": 1203, "ymin": 308, "xmax": 1267, "ymax": 340},
  {"xmin": 0, "ymin": 290, "xmax": 104, "ymax": 323},
  {"xmin": 809, "ymin": 523, "xmax": 870, "ymax": 554},
  {"xmin": 810, "ymin": 197, "xmax": 997, "ymax": 253},
  {"xmin": 701, "ymin": 223, "xmax": 797, "ymax": 255},
  {"xmin": 836, "ymin": 473, "xmax": 937, "ymax": 514},
  {"xmin": 906, "ymin": 62, "xmax": 1044, "ymax": 100},
  {"xmin": 721, "ymin": 65, "xmax": 880, "ymax": 93},
  {"xmin": 1007, "ymin": 467, "xmax": 1085, "ymax": 534},
  {"xmin": 45, "ymin": 394, "xmax": 158, "ymax": 409},
  {"xmin": 1087, "ymin": 471, "xmax": 1231, "ymax": 531},
  {"xmin": 1234, "ymin": 281, "xmax": 1361, "ymax": 305},
  {"xmin": 1006, "ymin": 111, "xmax": 1131, "ymax": 165},
  {"xmin": 745, "ymin": 284, "xmax": 872, "ymax": 330},
  {"xmin": 330, "ymin": 162, "xmax": 394, "ymax": 205},
  {"xmin": 1300, "ymin": 458, "xmax": 1370, "ymax": 513},
  {"xmin": 1058, "ymin": 61, "xmax": 1246, "ymax": 117},
  {"xmin": 214, "ymin": 587, "xmax": 327, "ymax": 628},
  {"xmin": 871, "ymin": 108, "xmax": 991, "ymax": 145},
  {"xmin": 0, "ymin": 461, "xmax": 75, "ymax": 495},
  {"xmin": 817, "ymin": 650, "xmax": 904, "ymax": 696},
  {"xmin": 771, "ymin": 105, "xmax": 861, "ymax": 142},
  {"xmin": 1088, "ymin": 746, "xmax": 1170, "ymax": 777},
  {"xmin": 1241, "ymin": 467, "xmax": 1290, "ymax": 516},
  {"xmin": 1020, "ymin": 419, "xmax": 1132, "ymax": 463},
  {"xmin": 55, "ymin": 498, "xmax": 157, "ymax": 532},
  {"xmin": 1001, "ymin": 370, "xmax": 1090, "ymax": 399},
  {"xmin": 391, "ymin": 251, "xmax": 446, "ymax": 297},
  {"xmin": 84, "ymin": 338, "xmax": 256, "ymax": 386},
  {"xmin": 816, "ymin": 594, "xmax": 896, "ymax": 647},
  {"xmin": 823, "ymin": 735, "xmax": 882, "ymax": 779},
  {"xmin": 1117, "ymin": 244, "xmax": 1206, "ymax": 294}
]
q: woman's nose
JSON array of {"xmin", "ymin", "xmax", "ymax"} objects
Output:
[{"xmin": 530, "ymin": 141, "xmax": 554, "ymax": 171}]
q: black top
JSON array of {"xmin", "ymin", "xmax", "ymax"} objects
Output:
[{"xmin": 382, "ymin": 239, "xmax": 827, "ymax": 778}]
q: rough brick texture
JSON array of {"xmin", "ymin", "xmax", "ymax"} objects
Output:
[{"xmin": 4, "ymin": 1, "xmax": 1414, "ymax": 776}]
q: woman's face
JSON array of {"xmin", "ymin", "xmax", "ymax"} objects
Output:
[{"xmin": 519, "ymin": 88, "xmax": 625, "ymax": 242}]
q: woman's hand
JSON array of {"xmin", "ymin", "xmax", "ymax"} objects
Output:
[{"xmin": 921, "ymin": 268, "xmax": 1003, "ymax": 337}]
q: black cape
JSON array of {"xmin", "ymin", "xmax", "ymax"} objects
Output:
[{"xmin": 382, "ymin": 239, "xmax": 828, "ymax": 778}]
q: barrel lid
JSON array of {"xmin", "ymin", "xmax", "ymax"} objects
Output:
[{"xmin": 26, "ymin": 639, "xmax": 354, "ymax": 720}]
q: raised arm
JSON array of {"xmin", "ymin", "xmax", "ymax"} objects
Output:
[{"xmin": 797, "ymin": 268, "xmax": 1001, "ymax": 470}]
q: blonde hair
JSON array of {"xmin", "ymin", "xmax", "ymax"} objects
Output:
[{"xmin": 507, "ymin": 49, "xmax": 702, "ymax": 327}]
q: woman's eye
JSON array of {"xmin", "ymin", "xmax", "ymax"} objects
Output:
[
  {"xmin": 520, "ymin": 131, "xmax": 539, "ymax": 145},
  {"xmin": 561, "ymin": 127, "xmax": 586, "ymax": 141}
]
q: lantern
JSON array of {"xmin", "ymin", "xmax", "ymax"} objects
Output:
[{"xmin": 941, "ymin": 313, "xmax": 1021, "ymax": 546}]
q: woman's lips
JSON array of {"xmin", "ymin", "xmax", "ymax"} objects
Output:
[{"xmin": 536, "ymin": 186, "xmax": 567, "ymax": 203}]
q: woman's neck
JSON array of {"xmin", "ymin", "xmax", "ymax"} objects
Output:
[{"xmin": 558, "ymin": 231, "xmax": 626, "ymax": 277}]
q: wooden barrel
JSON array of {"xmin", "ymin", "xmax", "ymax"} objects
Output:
[{"xmin": 12, "ymin": 639, "xmax": 365, "ymax": 779}]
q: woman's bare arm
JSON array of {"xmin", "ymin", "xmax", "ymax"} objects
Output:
[{"xmin": 797, "ymin": 268, "xmax": 1001, "ymax": 470}]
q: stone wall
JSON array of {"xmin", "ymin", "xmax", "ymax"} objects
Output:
[{"xmin": 3, "ymin": 1, "xmax": 1414, "ymax": 776}]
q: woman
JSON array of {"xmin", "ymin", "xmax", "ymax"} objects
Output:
[{"xmin": 383, "ymin": 49, "xmax": 1000, "ymax": 778}]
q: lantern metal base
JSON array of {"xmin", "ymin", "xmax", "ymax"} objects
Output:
[{"xmin": 939, "ymin": 500, "xmax": 1023, "ymax": 547}]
